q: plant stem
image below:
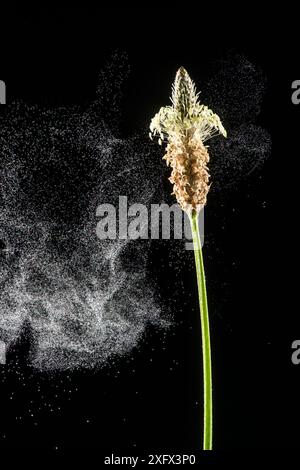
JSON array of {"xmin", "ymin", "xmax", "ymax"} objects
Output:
[{"xmin": 190, "ymin": 210, "xmax": 213, "ymax": 450}]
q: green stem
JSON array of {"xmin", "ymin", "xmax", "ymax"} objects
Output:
[{"xmin": 190, "ymin": 210, "xmax": 213, "ymax": 450}]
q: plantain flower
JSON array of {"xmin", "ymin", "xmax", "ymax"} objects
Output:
[
  {"xmin": 149, "ymin": 67, "xmax": 227, "ymax": 450},
  {"xmin": 150, "ymin": 67, "xmax": 226, "ymax": 213}
]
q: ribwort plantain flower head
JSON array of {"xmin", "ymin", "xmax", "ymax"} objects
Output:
[{"xmin": 150, "ymin": 67, "xmax": 227, "ymax": 214}]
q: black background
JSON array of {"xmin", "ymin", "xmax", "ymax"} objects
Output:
[{"xmin": 0, "ymin": 6, "xmax": 297, "ymax": 461}]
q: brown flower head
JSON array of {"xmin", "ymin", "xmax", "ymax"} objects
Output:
[{"xmin": 150, "ymin": 67, "xmax": 227, "ymax": 214}]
